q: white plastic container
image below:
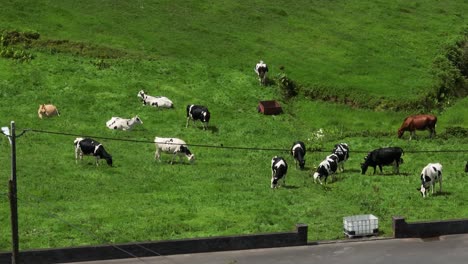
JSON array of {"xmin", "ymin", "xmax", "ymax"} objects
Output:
[{"xmin": 343, "ymin": 214, "xmax": 379, "ymax": 238}]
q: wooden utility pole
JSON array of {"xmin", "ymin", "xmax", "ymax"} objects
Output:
[{"xmin": 8, "ymin": 121, "xmax": 19, "ymax": 264}]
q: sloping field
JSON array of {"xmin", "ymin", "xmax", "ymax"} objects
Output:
[{"xmin": 0, "ymin": 0, "xmax": 467, "ymax": 251}]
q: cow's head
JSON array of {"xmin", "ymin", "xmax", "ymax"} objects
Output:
[
  {"xmin": 134, "ymin": 116, "xmax": 143, "ymax": 124},
  {"xmin": 137, "ymin": 90, "xmax": 146, "ymax": 100},
  {"xmin": 187, "ymin": 154, "xmax": 195, "ymax": 163},
  {"xmin": 105, "ymin": 156, "xmax": 113, "ymax": 166},
  {"xmin": 271, "ymin": 177, "xmax": 279, "ymax": 189},
  {"xmin": 38, "ymin": 104, "xmax": 46, "ymax": 113},
  {"xmin": 299, "ymin": 159, "xmax": 305, "ymax": 170},
  {"xmin": 360, "ymin": 162, "xmax": 368, "ymax": 175},
  {"xmin": 397, "ymin": 128, "xmax": 404, "ymax": 138},
  {"xmin": 417, "ymin": 184, "xmax": 428, "ymax": 197}
]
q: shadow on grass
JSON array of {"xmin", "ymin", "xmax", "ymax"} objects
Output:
[
  {"xmin": 282, "ymin": 185, "xmax": 299, "ymax": 190},
  {"xmin": 433, "ymin": 191, "xmax": 451, "ymax": 197}
]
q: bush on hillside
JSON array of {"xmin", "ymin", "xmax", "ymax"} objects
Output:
[
  {"xmin": 0, "ymin": 30, "xmax": 37, "ymax": 62},
  {"xmin": 277, "ymin": 71, "xmax": 298, "ymax": 100},
  {"xmin": 430, "ymin": 28, "xmax": 468, "ymax": 108}
]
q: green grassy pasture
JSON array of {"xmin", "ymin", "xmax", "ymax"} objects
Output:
[{"xmin": 0, "ymin": 0, "xmax": 467, "ymax": 251}]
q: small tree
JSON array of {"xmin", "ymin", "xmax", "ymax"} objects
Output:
[{"xmin": 277, "ymin": 67, "xmax": 298, "ymax": 100}]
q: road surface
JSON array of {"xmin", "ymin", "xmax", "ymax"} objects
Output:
[{"xmin": 65, "ymin": 234, "xmax": 468, "ymax": 264}]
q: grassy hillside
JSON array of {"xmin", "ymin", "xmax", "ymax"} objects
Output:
[
  {"xmin": 0, "ymin": 0, "xmax": 467, "ymax": 251},
  {"xmin": 1, "ymin": 0, "xmax": 467, "ymax": 101}
]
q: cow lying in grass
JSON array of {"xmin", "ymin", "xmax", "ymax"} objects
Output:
[
  {"xmin": 74, "ymin": 137, "xmax": 112, "ymax": 166},
  {"xmin": 106, "ymin": 116, "xmax": 143, "ymax": 130},
  {"xmin": 137, "ymin": 90, "xmax": 173, "ymax": 108},
  {"xmin": 38, "ymin": 104, "xmax": 60, "ymax": 119},
  {"xmin": 154, "ymin": 137, "xmax": 195, "ymax": 164}
]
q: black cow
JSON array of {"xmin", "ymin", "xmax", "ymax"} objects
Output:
[
  {"xmin": 74, "ymin": 137, "xmax": 113, "ymax": 166},
  {"xmin": 361, "ymin": 147, "xmax": 403, "ymax": 175},
  {"xmin": 186, "ymin": 104, "xmax": 210, "ymax": 130},
  {"xmin": 271, "ymin": 156, "xmax": 288, "ymax": 188},
  {"xmin": 291, "ymin": 141, "xmax": 306, "ymax": 170},
  {"xmin": 332, "ymin": 143, "xmax": 349, "ymax": 172},
  {"xmin": 313, "ymin": 154, "xmax": 338, "ymax": 185},
  {"xmin": 465, "ymin": 161, "xmax": 468, "ymax": 173}
]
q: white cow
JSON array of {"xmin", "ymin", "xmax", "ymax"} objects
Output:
[
  {"xmin": 418, "ymin": 163, "xmax": 443, "ymax": 198},
  {"xmin": 137, "ymin": 90, "xmax": 173, "ymax": 108},
  {"xmin": 106, "ymin": 116, "xmax": 143, "ymax": 130},
  {"xmin": 154, "ymin": 137, "xmax": 195, "ymax": 164}
]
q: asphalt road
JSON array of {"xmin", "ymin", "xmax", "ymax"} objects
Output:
[{"xmin": 65, "ymin": 234, "xmax": 468, "ymax": 264}]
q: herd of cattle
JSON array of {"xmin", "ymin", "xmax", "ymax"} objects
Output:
[{"xmin": 38, "ymin": 91, "xmax": 466, "ymax": 198}]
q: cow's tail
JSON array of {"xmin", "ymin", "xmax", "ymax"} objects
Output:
[{"xmin": 74, "ymin": 137, "xmax": 84, "ymax": 147}]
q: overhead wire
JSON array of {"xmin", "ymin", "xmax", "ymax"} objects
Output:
[{"xmin": 26, "ymin": 128, "xmax": 468, "ymax": 154}]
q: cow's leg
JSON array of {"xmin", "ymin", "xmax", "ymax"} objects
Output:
[
  {"xmin": 170, "ymin": 153, "xmax": 177, "ymax": 164},
  {"xmin": 155, "ymin": 148, "xmax": 163, "ymax": 162},
  {"xmin": 75, "ymin": 147, "xmax": 79, "ymax": 164},
  {"xmin": 186, "ymin": 117, "xmax": 190, "ymax": 128},
  {"xmin": 429, "ymin": 128, "xmax": 436, "ymax": 139},
  {"xmin": 95, "ymin": 156, "xmax": 100, "ymax": 166}
]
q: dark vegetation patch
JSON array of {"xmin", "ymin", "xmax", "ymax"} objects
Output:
[
  {"xmin": 440, "ymin": 126, "xmax": 468, "ymax": 139},
  {"xmin": 1, "ymin": 29, "xmax": 133, "ymax": 62}
]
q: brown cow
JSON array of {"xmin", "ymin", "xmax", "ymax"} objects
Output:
[
  {"xmin": 397, "ymin": 114, "xmax": 437, "ymax": 140},
  {"xmin": 37, "ymin": 104, "xmax": 60, "ymax": 119}
]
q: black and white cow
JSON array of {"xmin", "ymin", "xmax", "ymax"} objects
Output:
[
  {"xmin": 271, "ymin": 156, "xmax": 288, "ymax": 188},
  {"xmin": 154, "ymin": 137, "xmax": 195, "ymax": 164},
  {"xmin": 361, "ymin": 147, "xmax": 404, "ymax": 175},
  {"xmin": 332, "ymin": 143, "xmax": 349, "ymax": 172},
  {"xmin": 74, "ymin": 137, "xmax": 113, "ymax": 166},
  {"xmin": 313, "ymin": 155, "xmax": 338, "ymax": 185},
  {"xmin": 186, "ymin": 104, "xmax": 210, "ymax": 130},
  {"xmin": 290, "ymin": 141, "xmax": 306, "ymax": 170},
  {"xmin": 418, "ymin": 163, "xmax": 443, "ymax": 198}
]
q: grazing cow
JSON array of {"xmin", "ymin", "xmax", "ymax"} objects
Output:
[
  {"xmin": 106, "ymin": 116, "xmax": 143, "ymax": 130},
  {"xmin": 361, "ymin": 147, "xmax": 404, "ymax": 175},
  {"xmin": 154, "ymin": 137, "xmax": 195, "ymax": 164},
  {"xmin": 418, "ymin": 163, "xmax": 443, "ymax": 198},
  {"xmin": 398, "ymin": 114, "xmax": 437, "ymax": 140},
  {"xmin": 465, "ymin": 161, "xmax": 468, "ymax": 173},
  {"xmin": 186, "ymin": 104, "xmax": 210, "ymax": 130},
  {"xmin": 74, "ymin": 137, "xmax": 112, "ymax": 166},
  {"xmin": 37, "ymin": 104, "xmax": 60, "ymax": 119},
  {"xmin": 290, "ymin": 141, "xmax": 306, "ymax": 170},
  {"xmin": 313, "ymin": 155, "xmax": 338, "ymax": 185},
  {"xmin": 332, "ymin": 143, "xmax": 349, "ymax": 172},
  {"xmin": 254, "ymin": 60, "xmax": 269, "ymax": 86},
  {"xmin": 271, "ymin": 156, "xmax": 288, "ymax": 188},
  {"xmin": 137, "ymin": 90, "xmax": 173, "ymax": 108}
]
